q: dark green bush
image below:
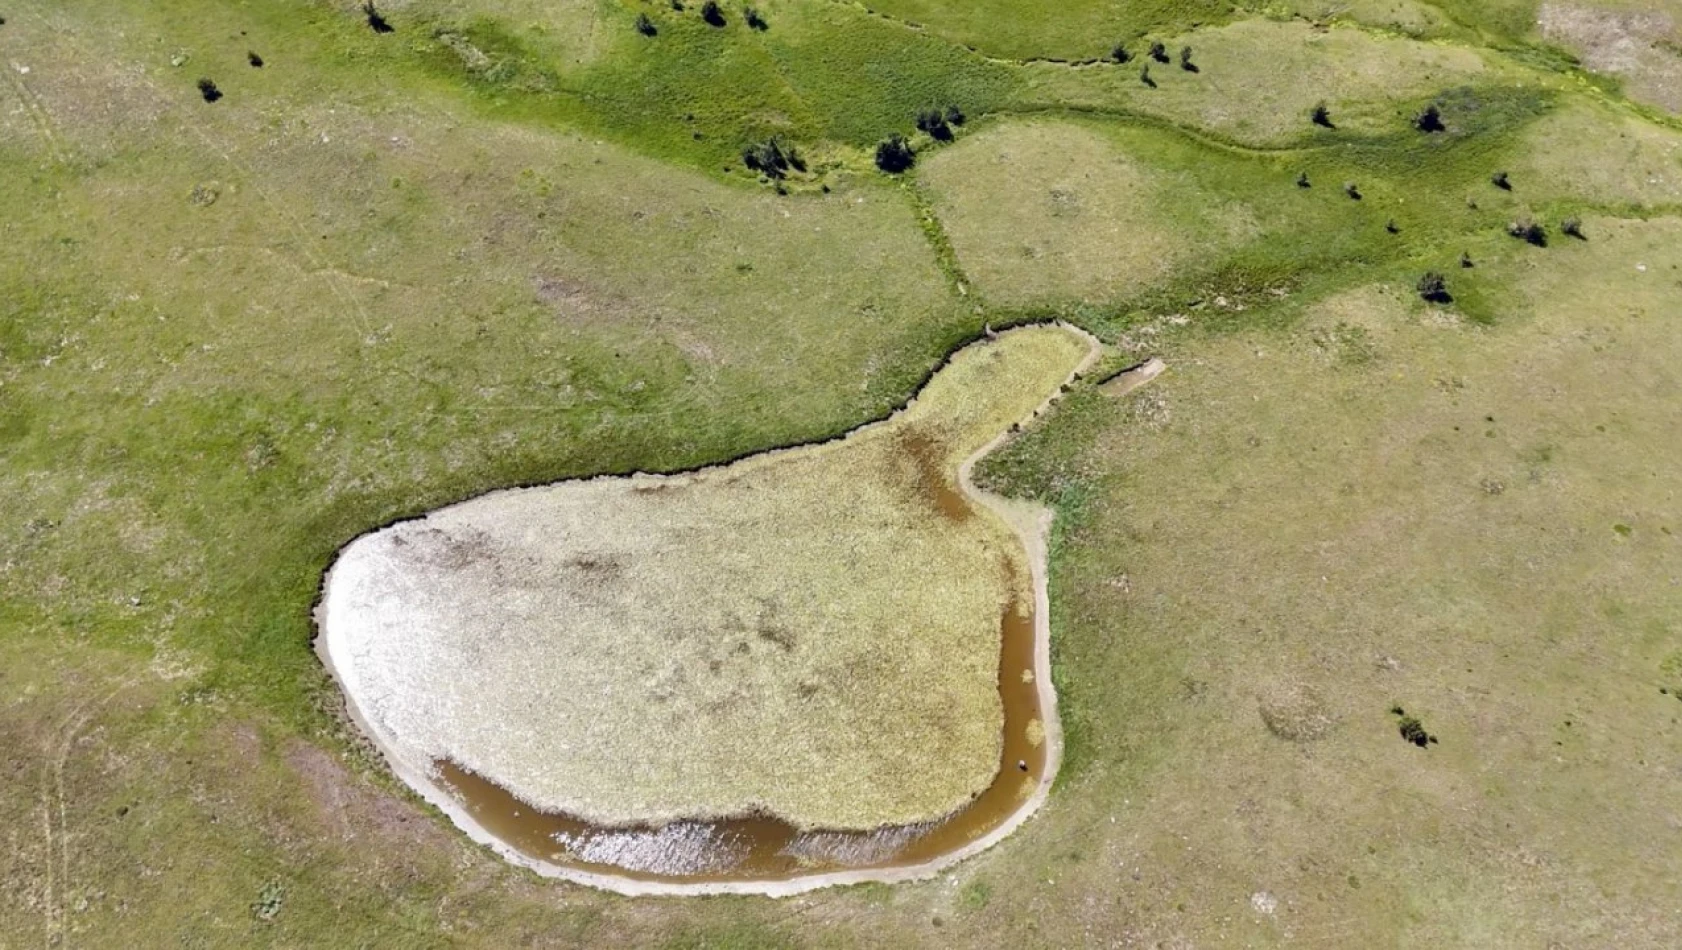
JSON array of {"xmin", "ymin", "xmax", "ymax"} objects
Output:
[{"xmin": 875, "ymin": 134, "xmax": 915, "ymax": 173}]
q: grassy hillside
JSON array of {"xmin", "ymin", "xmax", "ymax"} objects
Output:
[{"xmin": 3, "ymin": 0, "xmax": 1682, "ymax": 945}]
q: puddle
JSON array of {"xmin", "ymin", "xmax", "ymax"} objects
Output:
[{"xmin": 433, "ymin": 585, "xmax": 1045, "ymax": 882}]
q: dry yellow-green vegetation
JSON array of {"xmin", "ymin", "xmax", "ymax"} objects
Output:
[
  {"xmin": 920, "ymin": 121, "xmax": 1208, "ymax": 309},
  {"xmin": 1013, "ymin": 19, "xmax": 1494, "ymax": 146},
  {"xmin": 323, "ymin": 326, "xmax": 1088, "ymax": 831},
  {"xmin": 973, "ymin": 216, "xmax": 1682, "ymax": 946},
  {"xmin": 1513, "ymin": 100, "xmax": 1682, "ymax": 206},
  {"xmin": 7, "ymin": 0, "xmax": 1682, "ymax": 943},
  {"xmin": 1541, "ymin": 2, "xmax": 1682, "ymax": 113}
]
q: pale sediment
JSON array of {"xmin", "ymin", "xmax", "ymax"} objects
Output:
[{"xmin": 316, "ymin": 322, "xmax": 1108, "ymax": 895}]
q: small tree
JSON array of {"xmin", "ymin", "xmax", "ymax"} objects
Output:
[
  {"xmin": 1397, "ymin": 715, "xmax": 1434, "ymax": 746},
  {"xmin": 1179, "ymin": 45, "xmax": 1196, "ymax": 72},
  {"xmin": 742, "ymin": 138, "xmax": 789, "ymax": 178},
  {"xmin": 944, "ymin": 104, "xmax": 966, "ymax": 127},
  {"xmin": 701, "ymin": 0, "xmax": 725, "ymax": 26},
  {"xmin": 875, "ymin": 134, "xmax": 915, "ymax": 173},
  {"xmin": 1491, "ymin": 170, "xmax": 1511, "ymax": 191},
  {"xmin": 1296, "ymin": 171, "xmax": 1311, "ymax": 188},
  {"xmin": 1149, "ymin": 41, "xmax": 1168, "ymax": 63},
  {"xmin": 1417, "ymin": 272, "xmax": 1450, "ymax": 303},
  {"xmin": 1139, "ymin": 64, "xmax": 1155, "ymax": 88},
  {"xmin": 1310, "ymin": 101, "xmax": 1333, "ymax": 128},
  {"xmin": 635, "ymin": 13, "xmax": 657, "ymax": 35},
  {"xmin": 197, "ymin": 78, "xmax": 223, "ymax": 103},
  {"xmin": 1344, "ymin": 181, "xmax": 1362, "ymax": 200},
  {"xmin": 670, "ymin": 0, "xmax": 685, "ymax": 9},
  {"xmin": 1460, "ymin": 251, "xmax": 1474, "ymax": 268},
  {"xmin": 363, "ymin": 1, "xmax": 394, "ymax": 33},
  {"xmin": 744, "ymin": 5, "xmax": 768, "ymax": 30},
  {"xmin": 1508, "ymin": 218, "xmax": 1547, "ymax": 247},
  {"xmin": 916, "ymin": 108, "xmax": 953, "ymax": 141},
  {"xmin": 1562, "ymin": 216, "xmax": 1584, "ymax": 239},
  {"xmin": 1385, "ymin": 219, "xmax": 1400, "ymax": 234},
  {"xmin": 1414, "ymin": 102, "xmax": 1445, "ymax": 132},
  {"xmin": 248, "ymin": 51, "xmax": 265, "ymax": 68},
  {"xmin": 1111, "ymin": 43, "xmax": 1131, "ymax": 64}
]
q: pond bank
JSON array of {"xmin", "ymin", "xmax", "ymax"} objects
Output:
[{"xmin": 316, "ymin": 323, "xmax": 1111, "ymax": 896}]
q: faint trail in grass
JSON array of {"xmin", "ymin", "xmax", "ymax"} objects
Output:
[
  {"xmin": 174, "ymin": 244, "xmax": 399, "ymax": 292},
  {"xmin": 38, "ymin": 679, "xmax": 132, "ymax": 950},
  {"xmin": 1, "ymin": 59, "xmax": 70, "ymax": 165}
]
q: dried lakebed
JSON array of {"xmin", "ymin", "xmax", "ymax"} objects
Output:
[{"xmin": 317, "ymin": 324, "xmax": 1103, "ymax": 895}]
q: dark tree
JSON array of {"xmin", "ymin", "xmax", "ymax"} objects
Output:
[
  {"xmin": 635, "ymin": 13, "xmax": 657, "ymax": 35},
  {"xmin": 701, "ymin": 0, "xmax": 725, "ymax": 26},
  {"xmin": 1149, "ymin": 41, "xmax": 1168, "ymax": 63},
  {"xmin": 944, "ymin": 104, "xmax": 966, "ymax": 126},
  {"xmin": 1460, "ymin": 251, "xmax": 1474, "ymax": 268},
  {"xmin": 1111, "ymin": 43, "xmax": 1131, "ymax": 64},
  {"xmin": 1296, "ymin": 171, "xmax": 1311, "ymax": 188},
  {"xmin": 1417, "ymin": 272, "xmax": 1451, "ymax": 303},
  {"xmin": 916, "ymin": 108, "xmax": 953, "ymax": 141},
  {"xmin": 196, "ymin": 78, "xmax": 223, "ymax": 103},
  {"xmin": 1140, "ymin": 64, "xmax": 1155, "ymax": 88},
  {"xmin": 1310, "ymin": 101, "xmax": 1333, "ymax": 128},
  {"xmin": 875, "ymin": 134, "xmax": 915, "ymax": 173},
  {"xmin": 247, "ymin": 51, "xmax": 265, "ymax": 68},
  {"xmin": 742, "ymin": 137, "xmax": 801, "ymax": 178},
  {"xmin": 1562, "ymin": 216, "xmax": 1585, "ymax": 239},
  {"xmin": 744, "ymin": 5, "xmax": 768, "ymax": 30},
  {"xmin": 1179, "ymin": 45, "xmax": 1196, "ymax": 72},
  {"xmin": 1508, "ymin": 218, "xmax": 1547, "ymax": 246},
  {"xmin": 1491, "ymin": 170, "xmax": 1511, "ymax": 191},
  {"xmin": 363, "ymin": 1, "xmax": 394, "ymax": 33},
  {"xmin": 670, "ymin": 0, "xmax": 685, "ymax": 9},
  {"xmin": 1344, "ymin": 181, "xmax": 1362, "ymax": 200},
  {"xmin": 1386, "ymin": 219, "xmax": 1400, "ymax": 234},
  {"xmin": 1397, "ymin": 715, "xmax": 1437, "ymax": 746},
  {"xmin": 1414, "ymin": 102, "xmax": 1445, "ymax": 132}
]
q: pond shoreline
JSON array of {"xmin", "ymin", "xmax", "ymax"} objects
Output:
[{"xmin": 315, "ymin": 322, "xmax": 1110, "ymax": 897}]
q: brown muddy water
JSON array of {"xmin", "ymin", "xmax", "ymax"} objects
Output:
[{"xmin": 431, "ymin": 456, "xmax": 1047, "ymax": 883}]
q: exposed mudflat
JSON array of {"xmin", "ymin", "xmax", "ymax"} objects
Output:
[{"xmin": 316, "ymin": 324, "xmax": 1101, "ymax": 891}]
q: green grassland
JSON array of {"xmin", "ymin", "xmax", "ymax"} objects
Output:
[{"xmin": 3, "ymin": 0, "xmax": 1682, "ymax": 945}]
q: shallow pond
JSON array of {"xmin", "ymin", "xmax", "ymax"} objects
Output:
[{"xmin": 429, "ymin": 593, "xmax": 1047, "ymax": 882}]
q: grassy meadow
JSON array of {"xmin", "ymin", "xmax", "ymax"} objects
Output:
[{"xmin": 3, "ymin": 0, "xmax": 1682, "ymax": 945}]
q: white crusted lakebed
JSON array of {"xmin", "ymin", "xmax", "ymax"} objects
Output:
[{"xmin": 316, "ymin": 324, "xmax": 1106, "ymax": 893}]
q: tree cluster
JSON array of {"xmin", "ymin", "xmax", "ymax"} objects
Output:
[
  {"xmin": 1391, "ymin": 706, "xmax": 1439, "ymax": 747},
  {"xmin": 875, "ymin": 134, "xmax": 915, "ymax": 173},
  {"xmin": 1508, "ymin": 217, "xmax": 1547, "ymax": 247},
  {"xmin": 363, "ymin": 1, "xmax": 394, "ymax": 34},
  {"xmin": 742, "ymin": 137, "xmax": 804, "ymax": 179},
  {"xmin": 915, "ymin": 104, "xmax": 965, "ymax": 141},
  {"xmin": 1416, "ymin": 271, "xmax": 1450, "ymax": 303}
]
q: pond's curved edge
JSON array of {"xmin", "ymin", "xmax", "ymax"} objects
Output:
[{"xmin": 312, "ymin": 321, "xmax": 1107, "ymax": 897}]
